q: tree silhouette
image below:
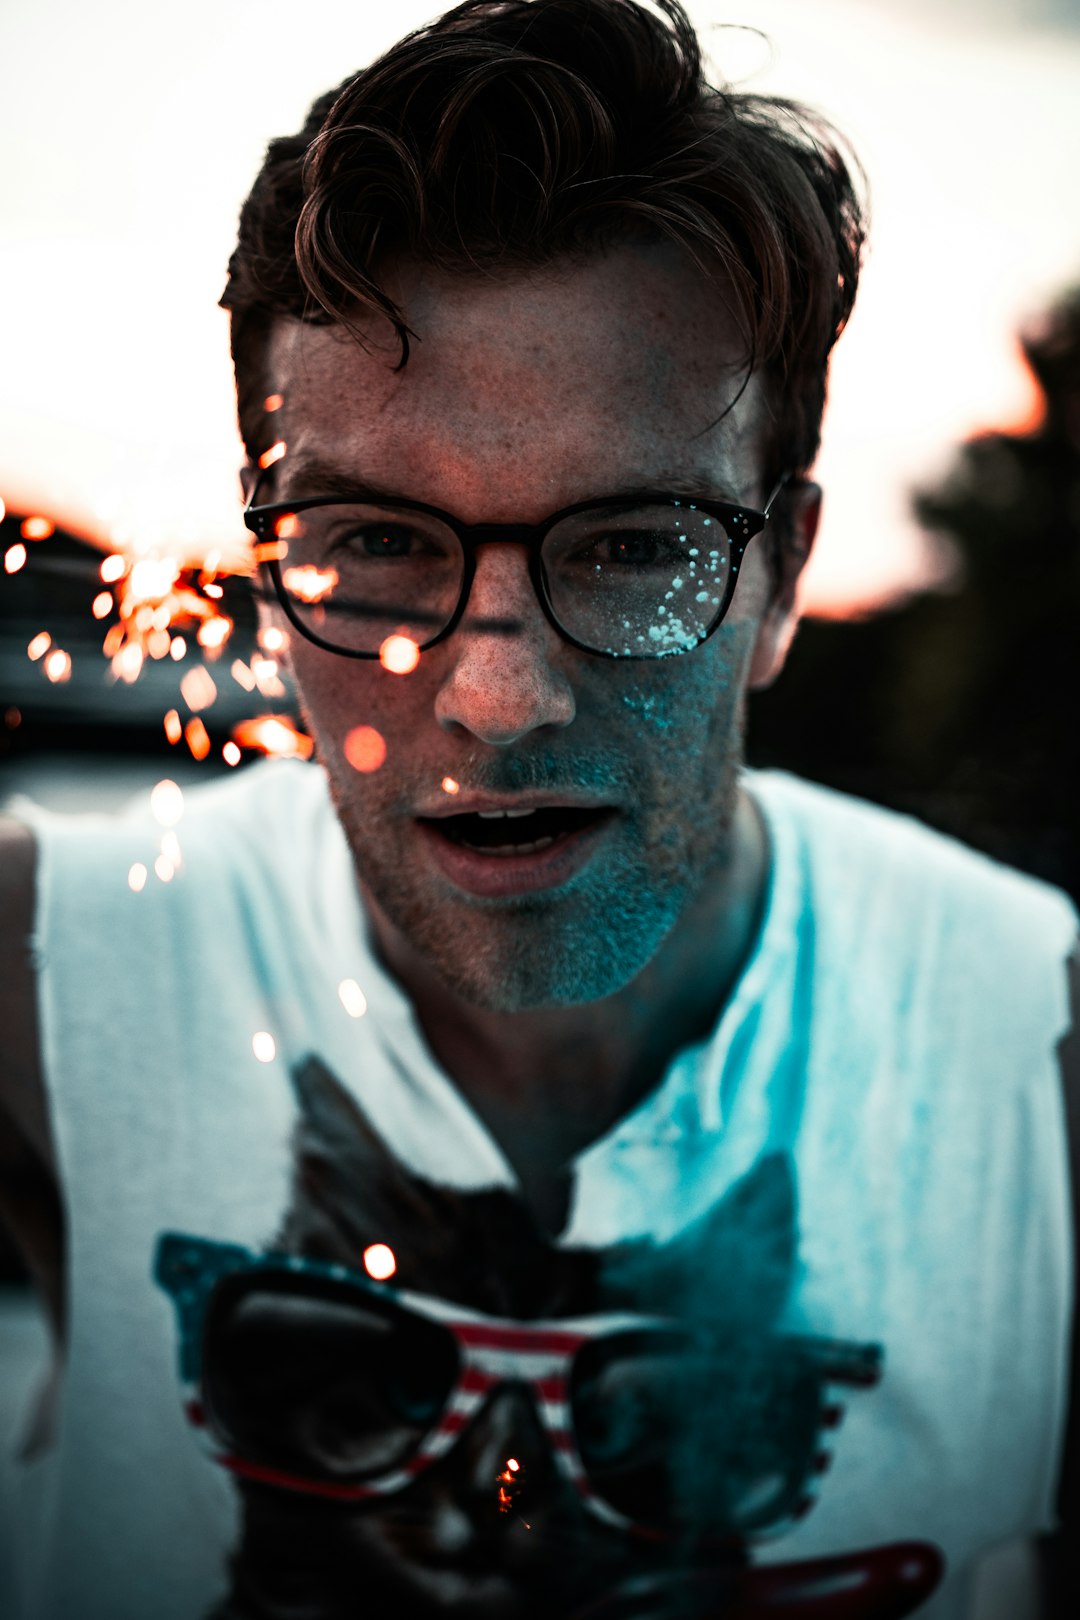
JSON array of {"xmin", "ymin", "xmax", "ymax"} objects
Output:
[{"xmin": 748, "ymin": 283, "xmax": 1080, "ymax": 905}]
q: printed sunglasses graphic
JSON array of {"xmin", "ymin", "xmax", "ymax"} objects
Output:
[{"xmin": 154, "ymin": 1229, "xmax": 885, "ymax": 1541}]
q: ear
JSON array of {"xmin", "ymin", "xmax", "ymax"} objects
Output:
[{"xmin": 747, "ymin": 480, "xmax": 822, "ymax": 692}]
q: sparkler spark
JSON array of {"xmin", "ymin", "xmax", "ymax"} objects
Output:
[
  {"xmin": 179, "ymin": 666, "xmax": 217, "ymax": 713},
  {"xmin": 222, "ymin": 741, "xmax": 241, "ymax": 766},
  {"xmin": 4, "ymin": 543, "xmax": 26, "ymax": 574},
  {"xmin": 259, "ymin": 441, "xmax": 287, "ymax": 470},
  {"xmin": 344, "ymin": 725, "xmax": 387, "ymax": 774},
  {"xmin": 496, "ymin": 1457, "xmax": 524, "ymax": 1513},
  {"xmin": 128, "ymin": 862, "xmax": 148, "ymax": 893},
  {"xmin": 184, "ymin": 718, "xmax": 211, "ymax": 761},
  {"xmin": 150, "ymin": 779, "xmax": 184, "ymax": 827},
  {"xmin": 263, "ymin": 394, "xmax": 284, "ymax": 412},
  {"xmin": 100, "ymin": 554, "xmax": 126, "ymax": 583},
  {"xmin": 27, "ymin": 632, "xmax": 51, "ymax": 661},
  {"xmin": 163, "ymin": 709, "xmax": 182, "ymax": 745},
  {"xmin": 231, "ymin": 714, "xmax": 313, "ymax": 760},
  {"xmin": 362, "ymin": 1244, "xmax": 396, "ymax": 1281},
  {"xmin": 441, "ymin": 776, "xmax": 460, "ymax": 795},
  {"xmin": 379, "ymin": 634, "xmax": 421, "ymax": 675},
  {"xmin": 282, "ymin": 564, "xmax": 337, "ymax": 604},
  {"xmin": 21, "ymin": 516, "xmax": 53, "ymax": 540},
  {"xmin": 92, "ymin": 590, "xmax": 113, "ymax": 619},
  {"xmin": 252, "ymin": 1031, "xmax": 276, "ymax": 1063},
  {"xmin": 337, "ymin": 979, "xmax": 368, "ymax": 1018},
  {"xmin": 44, "ymin": 649, "xmax": 72, "ymax": 683}
]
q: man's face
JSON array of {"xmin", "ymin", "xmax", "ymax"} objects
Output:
[{"xmin": 260, "ymin": 243, "xmax": 796, "ymax": 1012}]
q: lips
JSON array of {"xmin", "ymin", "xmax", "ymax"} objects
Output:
[
  {"xmin": 424, "ymin": 805, "xmax": 606, "ymax": 855},
  {"xmin": 415, "ymin": 803, "xmax": 615, "ymax": 897}
]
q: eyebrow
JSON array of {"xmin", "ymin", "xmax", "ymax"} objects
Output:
[{"xmin": 276, "ymin": 455, "xmax": 748, "ymax": 510}]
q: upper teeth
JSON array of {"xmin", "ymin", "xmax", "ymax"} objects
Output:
[{"xmin": 477, "ymin": 808, "xmax": 537, "ymax": 819}]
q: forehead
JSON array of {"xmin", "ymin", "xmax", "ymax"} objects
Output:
[{"xmin": 266, "ymin": 242, "xmax": 768, "ymax": 518}]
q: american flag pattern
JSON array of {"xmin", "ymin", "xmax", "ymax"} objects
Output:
[{"xmin": 155, "ymin": 1230, "xmax": 881, "ymax": 1539}]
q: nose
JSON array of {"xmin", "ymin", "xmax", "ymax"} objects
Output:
[
  {"xmin": 436, "ymin": 1381, "xmax": 569, "ymax": 1529},
  {"xmin": 434, "ymin": 545, "xmax": 576, "ymax": 745}
]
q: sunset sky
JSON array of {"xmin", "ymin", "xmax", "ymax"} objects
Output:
[{"xmin": 1, "ymin": 0, "xmax": 1078, "ymax": 615}]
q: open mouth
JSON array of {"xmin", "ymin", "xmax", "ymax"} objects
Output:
[{"xmin": 421, "ymin": 805, "xmax": 610, "ymax": 857}]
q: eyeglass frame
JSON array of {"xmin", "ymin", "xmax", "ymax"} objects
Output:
[
  {"xmin": 242, "ymin": 472, "xmax": 792, "ymax": 661},
  {"xmin": 153, "ymin": 1228, "xmax": 881, "ymax": 1543}
]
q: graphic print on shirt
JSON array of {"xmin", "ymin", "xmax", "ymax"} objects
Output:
[{"xmin": 154, "ymin": 1054, "xmax": 945, "ymax": 1619}]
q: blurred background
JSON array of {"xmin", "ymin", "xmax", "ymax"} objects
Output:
[{"xmin": 1, "ymin": 2, "xmax": 1078, "ymax": 1607}]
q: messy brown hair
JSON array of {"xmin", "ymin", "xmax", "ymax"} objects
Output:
[{"xmin": 222, "ymin": 0, "xmax": 866, "ymax": 493}]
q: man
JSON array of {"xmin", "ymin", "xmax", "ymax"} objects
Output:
[{"xmin": 1, "ymin": 1, "xmax": 1077, "ymax": 1616}]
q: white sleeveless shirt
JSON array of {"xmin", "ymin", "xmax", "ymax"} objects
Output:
[{"xmin": 6, "ymin": 760, "xmax": 1076, "ymax": 1620}]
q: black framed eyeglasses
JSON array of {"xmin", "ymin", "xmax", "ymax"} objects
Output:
[{"xmin": 243, "ymin": 474, "xmax": 790, "ymax": 660}]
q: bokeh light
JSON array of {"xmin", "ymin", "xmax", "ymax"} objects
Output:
[{"xmin": 343, "ymin": 725, "xmax": 387, "ymax": 773}]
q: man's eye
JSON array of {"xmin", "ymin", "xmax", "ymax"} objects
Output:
[
  {"xmin": 351, "ymin": 524, "xmax": 418, "ymax": 558},
  {"xmin": 585, "ymin": 530, "xmax": 680, "ymax": 567}
]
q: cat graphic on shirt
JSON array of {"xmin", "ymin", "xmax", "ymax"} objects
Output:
[{"xmin": 205, "ymin": 1054, "xmax": 943, "ymax": 1620}]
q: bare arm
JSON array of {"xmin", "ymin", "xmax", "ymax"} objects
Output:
[
  {"xmin": 1038, "ymin": 943, "xmax": 1080, "ymax": 1617},
  {"xmin": 0, "ymin": 815, "xmax": 65, "ymax": 1344}
]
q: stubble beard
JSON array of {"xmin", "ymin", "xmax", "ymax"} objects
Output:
[{"xmin": 328, "ymin": 749, "xmax": 745, "ymax": 1015}]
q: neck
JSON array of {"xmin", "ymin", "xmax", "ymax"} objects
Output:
[{"xmin": 362, "ymin": 786, "xmax": 769, "ymax": 1188}]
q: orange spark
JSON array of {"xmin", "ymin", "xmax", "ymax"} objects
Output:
[
  {"xmin": 100, "ymin": 553, "xmax": 126, "ymax": 583},
  {"xmin": 147, "ymin": 629, "xmax": 171, "ymax": 660},
  {"xmin": 111, "ymin": 643, "xmax": 143, "ymax": 683},
  {"xmin": 128, "ymin": 556, "xmax": 179, "ymax": 602},
  {"xmin": 179, "ymin": 666, "xmax": 217, "ymax": 713},
  {"xmin": 164, "ymin": 709, "xmax": 182, "ymax": 745},
  {"xmin": 251, "ymin": 656, "xmax": 285, "ymax": 697},
  {"xmin": 274, "ymin": 513, "xmax": 299, "ymax": 539},
  {"xmin": 0, "ymin": 496, "xmax": 5, "ymax": 522},
  {"xmin": 496, "ymin": 1457, "xmax": 524, "ymax": 1513},
  {"xmin": 27, "ymin": 631, "xmax": 51, "ymax": 661},
  {"xmin": 44, "ymin": 648, "xmax": 72, "ymax": 683},
  {"xmin": 4, "ymin": 707, "xmax": 21, "ymax": 729},
  {"xmin": 92, "ymin": 590, "xmax": 113, "ymax": 619},
  {"xmin": 263, "ymin": 393, "xmax": 284, "ymax": 412},
  {"xmin": 102, "ymin": 623, "xmax": 125, "ymax": 658},
  {"xmin": 441, "ymin": 776, "xmax": 460, "ymax": 795},
  {"xmin": 344, "ymin": 725, "xmax": 386, "ymax": 774},
  {"xmin": 231, "ymin": 714, "xmax": 313, "ymax": 760},
  {"xmin": 252, "ymin": 1030, "xmax": 276, "ymax": 1063},
  {"xmin": 4, "ymin": 543, "xmax": 26, "ymax": 574},
  {"xmin": 222, "ymin": 740, "xmax": 241, "ymax": 766},
  {"xmin": 282, "ymin": 563, "xmax": 337, "ymax": 604},
  {"xmin": 230, "ymin": 658, "xmax": 256, "ymax": 693},
  {"xmin": 203, "ymin": 581, "xmax": 223, "ymax": 599},
  {"xmin": 196, "ymin": 614, "xmax": 233, "ymax": 653},
  {"xmin": 21, "ymin": 516, "xmax": 53, "ymax": 540},
  {"xmin": 254, "ymin": 539, "xmax": 288, "ymax": 564},
  {"xmin": 184, "ymin": 718, "xmax": 211, "ymax": 761},
  {"xmin": 170, "ymin": 636, "xmax": 187, "ymax": 660},
  {"xmin": 259, "ymin": 441, "xmax": 286, "ymax": 470},
  {"xmin": 363, "ymin": 1243, "xmax": 396, "ymax": 1281},
  {"xmin": 258, "ymin": 626, "xmax": 286, "ymax": 653},
  {"xmin": 379, "ymin": 634, "xmax": 421, "ymax": 675}
]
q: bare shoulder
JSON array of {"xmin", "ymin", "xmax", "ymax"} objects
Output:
[
  {"xmin": 0, "ymin": 813, "xmax": 50, "ymax": 1163},
  {"xmin": 0, "ymin": 814, "xmax": 66, "ymax": 1350},
  {"xmin": 1040, "ymin": 941, "xmax": 1080, "ymax": 1614}
]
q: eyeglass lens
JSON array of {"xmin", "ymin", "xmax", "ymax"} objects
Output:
[
  {"xmin": 269, "ymin": 501, "xmax": 734, "ymax": 657},
  {"xmin": 203, "ymin": 1277, "xmax": 823, "ymax": 1533}
]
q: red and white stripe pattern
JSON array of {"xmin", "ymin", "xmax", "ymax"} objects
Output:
[{"xmin": 181, "ymin": 1283, "xmax": 673, "ymax": 1531}]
